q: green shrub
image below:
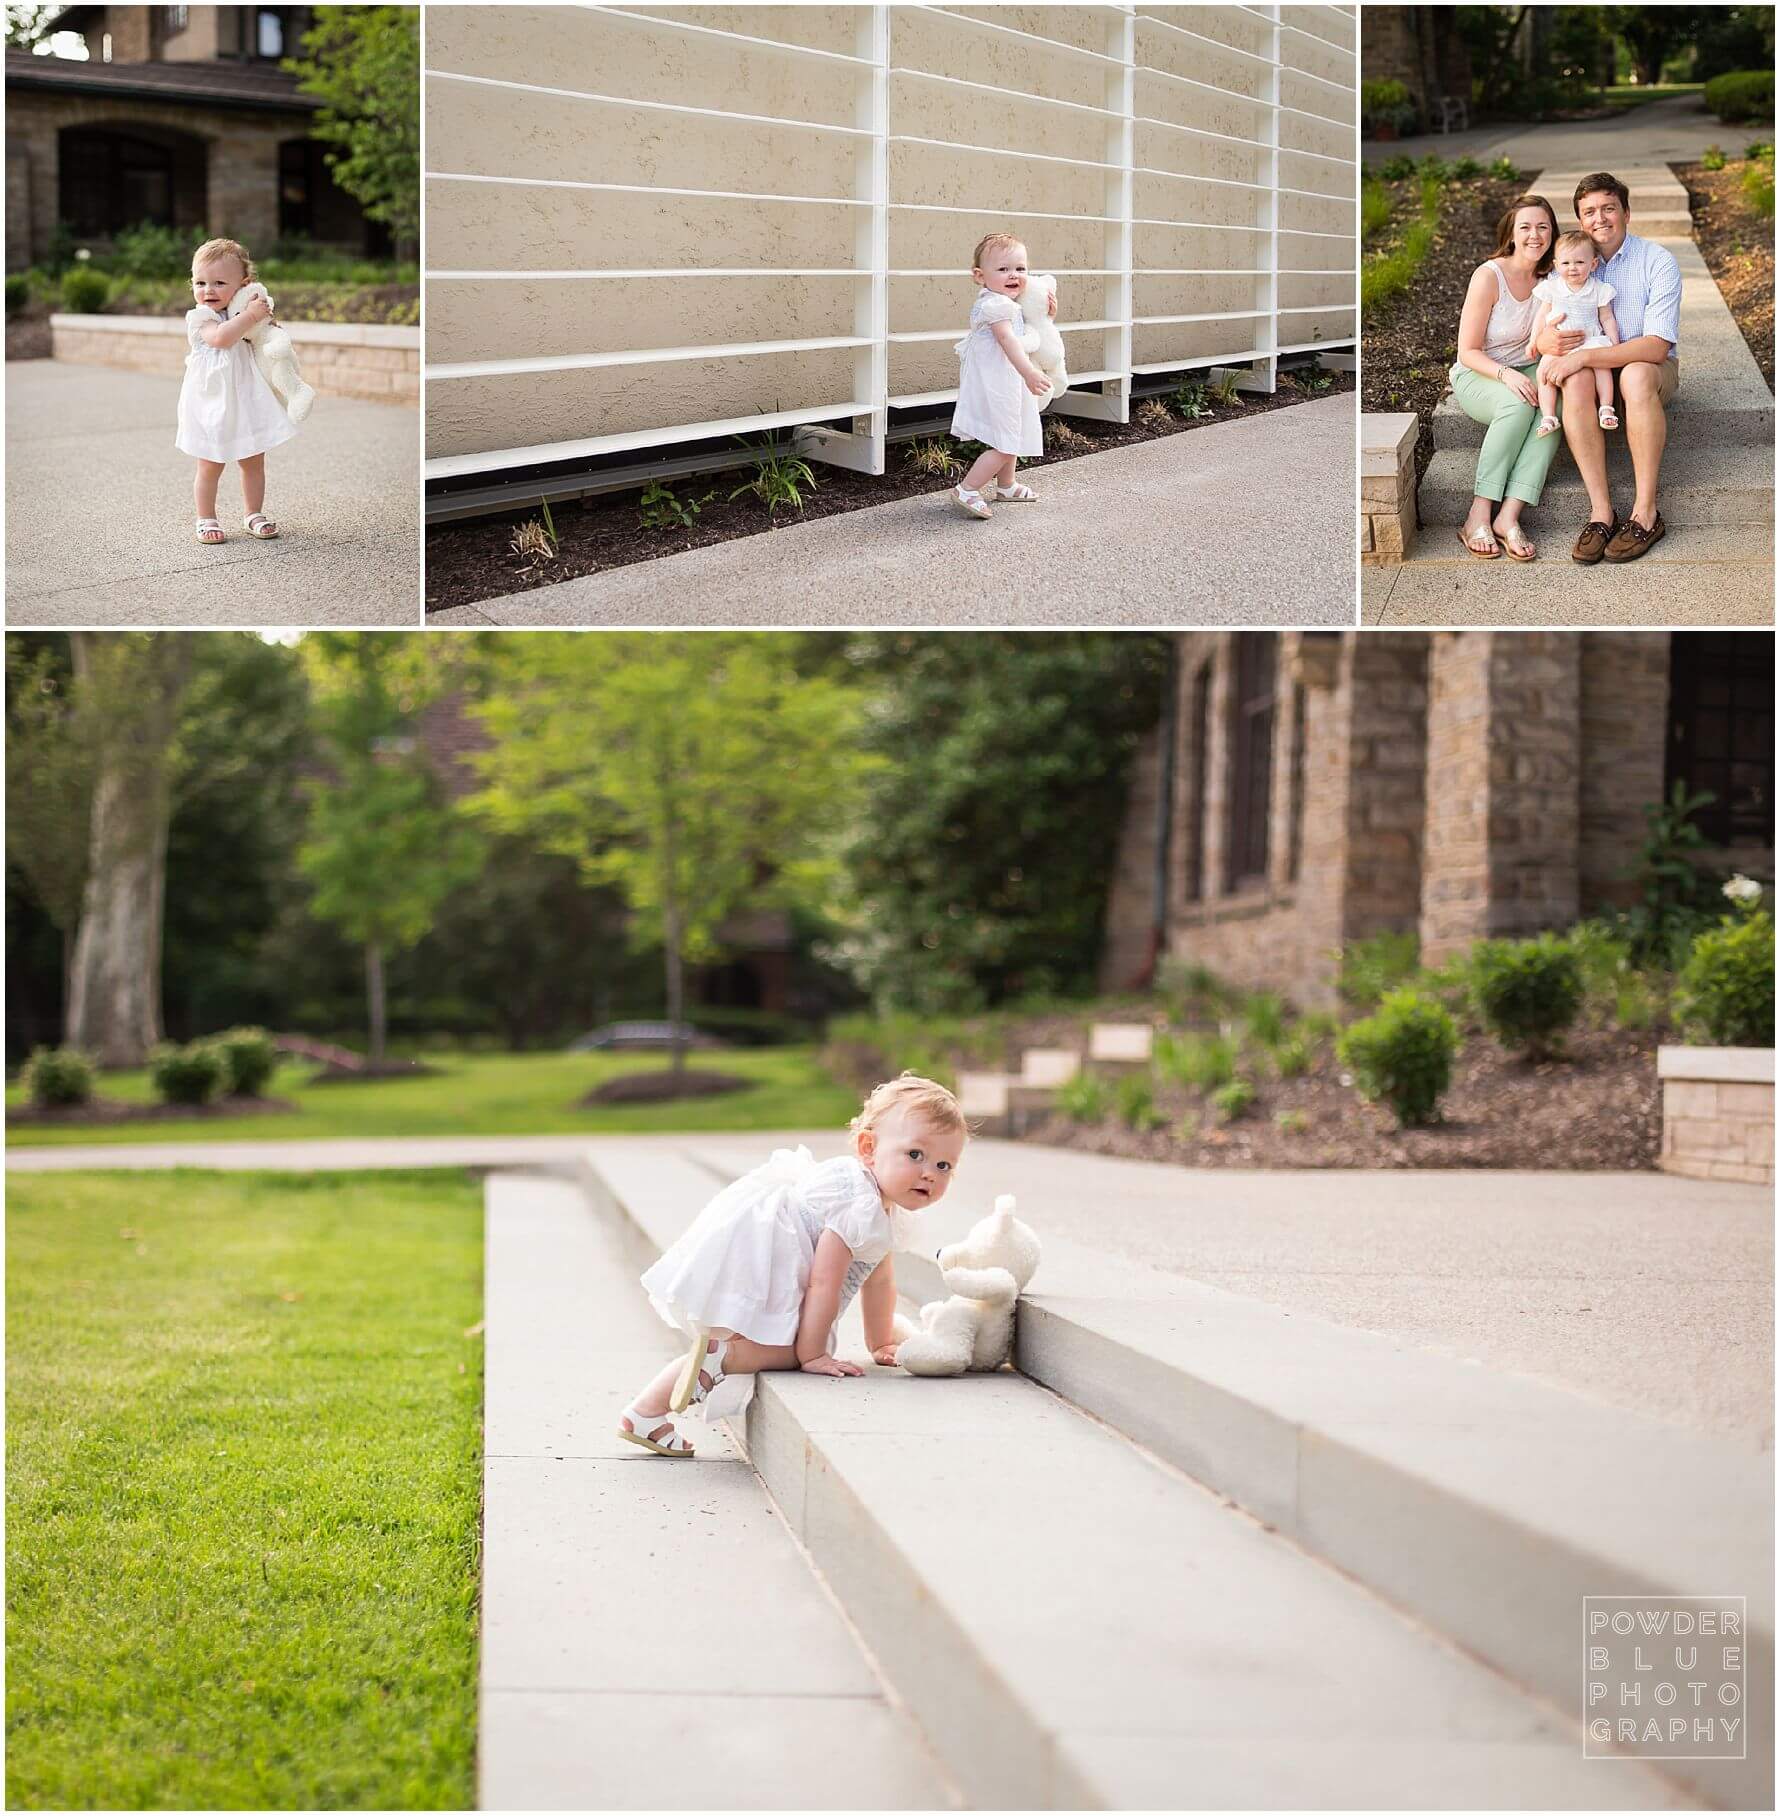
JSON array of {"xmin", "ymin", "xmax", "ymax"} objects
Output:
[
  {"xmin": 1704, "ymin": 69, "xmax": 1774, "ymax": 123},
  {"xmin": 1469, "ymin": 935, "xmax": 1585, "ymax": 1058},
  {"xmin": 1272, "ymin": 1031, "xmax": 1313, "ymax": 1079},
  {"xmin": 1361, "ymin": 176, "xmax": 1395, "ymax": 242},
  {"xmin": 110, "ymin": 218, "xmax": 200, "ymax": 280},
  {"xmin": 1702, "ymin": 144, "xmax": 1728, "ymax": 171},
  {"xmin": 1154, "ymin": 1030, "xmax": 1236, "ymax": 1092},
  {"xmin": 1114, "ymin": 1072, "xmax": 1165, "ymax": 1131},
  {"xmin": 1241, "ymin": 992, "xmax": 1288, "ymax": 1049},
  {"xmin": 1741, "ymin": 156, "xmax": 1774, "ymax": 217},
  {"xmin": 1676, "ymin": 911, "xmax": 1774, "ymax": 1047},
  {"xmin": 1623, "ymin": 783, "xmax": 1725, "ymax": 966},
  {"xmin": 210, "ymin": 1026, "xmax": 278, "ymax": 1097},
  {"xmin": 59, "ymin": 266, "xmax": 109, "ymax": 313},
  {"xmin": 1211, "ymin": 1078, "xmax": 1256, "ymax": 1122},
  {"xmin": 1361, "ymin": 77, "xmax": 1415, "ymax": 135},
  {"xmin": 1745, "ymin": 139, "xmax": 1775, "ymax": 161},
  {"xmin": 638, "ymin": 482, "xmax": 713, "ymax": 531},
  {"xmin": 1176, "ymin": 1110, "xmax": 1200, "ymax": 1142},
  {"xmin": 1056, "ymin": 1071, "xmax": 1108, "ymax": 1124},
  {"xmin": 1156, "ymin": 957, "xmax": 1232, "ymax": 1022},
  {"xmin": 1378, "ymin": 154, "xmax": 1416, "ymax": 182},
  {"xmin": 1450, "ymin": 155, "xmax": 1483, "ymax": 179},
  {"xmin": 21, "ymin": 1046, "xmax": 95, "ymax": 1108},
  {"xmin": 1169, "ymin": 378, "xmax": 1210, "ymax": 419},
  {"xmin": 1489, "ymin": 155, "xmax": 1520, "ymax": 181},
  {"xmin": 1338, "ymin": 931, "xmax": 1421, "ymax": 1011},
  {"xmin": 1337, "ymin": 989, "xmax": 1459, "ymax": 1128},
  {"xmin": 1274, "ymin": 1108, "xmax": 1308, "ymax": 1134},
  {"xmin": 149, "ymin": 1041, "xmax": 225, "ymax": 1107},
  {"xmin": 5, "ymin": 273, "xmax": 28, "ymax": 318}
]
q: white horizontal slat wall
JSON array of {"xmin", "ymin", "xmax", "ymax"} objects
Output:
[{"xmin": 423, "ymin": 3, "xmax": 1356, "ymax": 483}]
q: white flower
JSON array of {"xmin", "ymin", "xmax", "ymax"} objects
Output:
[
  {"xmin": 74, "ymin": 248, "xmax": 90, "ymax": 262},
  {"xmin": 1723, "ymin": 875, "xmax": 1764, "ymax": 908}
]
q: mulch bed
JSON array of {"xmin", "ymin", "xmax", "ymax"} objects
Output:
[
  {"xmin": 423, "ymin": 373, "xmax": 1354, "ymax": 613},
  {"xmin": 1361, "ymin": 175, "xmax": 1526, "ymax": 486},
  {"xmin": 1675, "ymin": 159, "xmax": 1775, "ymax": 390},
  {"xmin": 580, "ymin": 1068, "xmax": 749, "ymax": 1105},
  {"xmin": 6, "ymin": 318, "xmax": 51, "ymax": 360},
  {"xmin": 9, "ymin": 1095, "xmax": 299, "ymax": 1126}
]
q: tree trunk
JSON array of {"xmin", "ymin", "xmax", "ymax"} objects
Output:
[
  {"xmin": 659, "ymin": 765, "xmax": 686, "ymax": 1079},
  {"xmin": 366, "ymin": 939, "xmax": 387, "ymax": 1065},
  {"xmin": 65, "ymin": 634, "xmax": 190, "ymax": 1065}
]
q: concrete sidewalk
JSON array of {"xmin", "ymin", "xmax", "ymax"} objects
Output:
[
  {"xmin": 4, "ymin": 359, "xmax": 419, "ymax": 625},
  {"xmin": 1359, "ymin": 92, "xmax": 1733, "ymax": 173},
  {"xmin": 425, "ymin": 394, "xmax": 1356, "ymax": 627}
]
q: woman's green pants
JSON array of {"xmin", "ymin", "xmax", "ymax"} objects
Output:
[{"xmin": 1447, "ymin": 360, "xmax": 1562, "ymax": 505}]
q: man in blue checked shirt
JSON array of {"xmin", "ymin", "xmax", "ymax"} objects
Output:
[{"xmin": 1532, "ymin": 171, "xmax": 1682, "ymax": 565}]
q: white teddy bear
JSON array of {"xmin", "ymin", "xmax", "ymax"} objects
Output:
[
  {"xmin": 228, "ymin": 281, "xmax": 315, "ymax": 424},
  {"xmin": 1017, "ymin": 274, "xmax": 1069, "ymax": 412},
  {"xmin": 891, "ymin": 1194, "xmax": 1041, "ymax": 1375}
]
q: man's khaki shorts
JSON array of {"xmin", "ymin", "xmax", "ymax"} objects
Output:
[{"xmin": 1610, "ymin": 358, "xmax": 1680, "ymax": 408}]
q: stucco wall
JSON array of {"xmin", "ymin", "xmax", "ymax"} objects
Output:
[{"xmin": 425, "ymin": 2, "xmax": 1358, "ymax": 467}]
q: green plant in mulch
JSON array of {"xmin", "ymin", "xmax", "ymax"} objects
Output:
[
  {"xmin": 1154, "ymin": 1030, "xmax": 1237, "ymax": 1093},
  {"xmin": 1362, "ymin": 176, "xmax": 1394, "ymax": 242},
  {"xmin": 1114, "ymin": 1072, "xmax": 1166, "ymax": 1131},
  {"xmin": 59, "ymin": 265, "xmax": 109, "ymax": 313},
  {"xmin": 1741, "ymin": 150, "xmax": 1775, "ymax": 218},
  {"xmin": 148, "ymin": 1041, "xmax": 225, "ymax": 1107},
  {"xmin": 509, "ymin": 500, "xmax": 560, "ymax": 573},
  {"xmin": 727, "ymin": 434, "xmax": 819, "ymax": 518},
  {"xmin": 1469, "ymin": 934, "xmax": 1585, "ymax": 1060},
  {"xmin": 638, "ymin": 482, "xmax": 714, "ymax": 531},
  {"xmin": 1361, "ymin": 162, "xmax": 1448, "ymax": 316},
  {"xmin": 19, "ymin": 1046, "xmax": 95, "ymax": 1108},
  {"xmin": 1241, "ymin": 992, "xmax": 1288, "ymax": 1049},
  {"xmin": 1211, "ymin": 1077, "xmax": 1256, "ymax": 1122},
  {"xmin": 1271, "ymin": 1030, "xmax": 1314, "ymax": 1079},
  {"xmin": 1168, "ymin": 378, "xmax": 1211, "ymax": 418},
  {"xmin": 1044, "ymin": 418, "xmax": 1093, "ymax": 452},
  {"xmin": 1273, "ymin": 1108, "xmax": 1308, "ymax": 1134},
  {"xmin": 1703, "ymin": 144, "xmax": 1729, "ymax": 171},
  {"xmin": 1378, "ymin": 154, "xmax": 1416, "ymax": 182},
  {"xmin": 1337, "ymin": 989, "xmax": 1459, "ymax": 1128},
  {"xmin": 1055, "ymin": 1070, "xmax": 1109, "ymax": 1124},
  {"xmin": 1675, "ymin": 884, "xmax": 1774, "ymax": 1048},
  {"xmin": 1621, "ymin": 782, "xmax": 1727, "ymax": 968},
  {"xmin": 1489, "ymin": 155, "xmax": 1520, "ymax": 181},
  {"xmin": 1338, "ymin": 930, "xmax": 1422, "ymax": 1012},
  {"xmin": 1208, "ymin": 369, "xmax": 1243, "ymax": 406},
  {"xmin": 1134, "ymin": 398, "xmax": 1174, "ymax": 432},
  {"xmin": 904, "ymin": 437, "xmax": 964, "ymax": 478},
  {"xmin": 5, "ymin": 273, "xmax": 28, "ymax": 318}
]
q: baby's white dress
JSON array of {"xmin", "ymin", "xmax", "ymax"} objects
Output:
[
  {"xmin": 640, "ymin": 1148, "xmax": 902, "ymax": 1353},
  {"xmin": 1532, "ymin": 274, "xmax": 1616, "ymax": 351},
  {"xmin": 952, "ymin": 288, "xmax": 1043, "ymax": 457},
  {"xmin": 176, "ymin": 305, "xmax": 298, "ymax": 463}
]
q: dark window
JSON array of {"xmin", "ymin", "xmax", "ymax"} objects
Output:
[
  {"xmin": 1184, "ymin": 662, "xmax": 1211, "ymax": 901},
  {"xmin": 1667, "ymin": 633, "xmax": 1773, "ymax": 847},
  {"xmin": 1225, "ymin": 635, "xmax": 1276, "ymax": 891},
  {"xmin": 61, "ymin": 128, "xmax": 173, "ymax": 235},
  {"xmin": 1287, "ymin": 682, "xmax": 1307, "ymax": 882}
]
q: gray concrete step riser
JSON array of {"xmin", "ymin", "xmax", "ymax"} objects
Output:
[
  {"xmin": 1432, "ymin": 407, "xmax": 1776, "ymax": 451},
  {"xmin": 1419, "ymin": 477, "xmax": 1775, "ymax": 526}
]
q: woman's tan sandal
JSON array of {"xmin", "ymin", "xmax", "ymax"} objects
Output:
[
  {"xmin": 951, "ymin": 484, "xmax": 992, "ymax": 521},
  {"xmin": 1497, "ymin": 525, "xmax": 1536, "ymax": 562},
  {"xmin": 1455, "ymin": 525, "xmax": 1500, "ymax": 559},
  {"xmin": 617, "ymin": 1402, "xmax": 694, "ymax": 1457},
  {"xmin": 244, "ymin": 512, "xmax": 279, "ymax": 540},
  {"xmin": 991, "ymin": 481, "xmax": 1038, "ymax": 502},
  {"xmin": 195, "ymin": 518, "xmax": 225, "ymax": 544}
]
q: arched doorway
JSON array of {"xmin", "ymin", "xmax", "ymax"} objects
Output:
[
  {"xmin": 278, "ymin": 136, "xmax": 389, "ymax": 256},
  {"xmin": 58, "ymin": 123, "xmax": 206, "ymax": 241}
]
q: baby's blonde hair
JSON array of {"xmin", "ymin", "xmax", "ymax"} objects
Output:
[
  {"xmin": 972, "ymin": 231, "xmax": 1025, "ymax": 271},
  {"xmin": 191, "ymin": 237, "xmax": 256, "ymax": 284},
  {"xmin": 1554, "ymin": 229, "xmax": 1596, "ymax": 260},
  {"xmin": 849, "ymin": 1071, "xmax": 967, "ymax": 1139}
]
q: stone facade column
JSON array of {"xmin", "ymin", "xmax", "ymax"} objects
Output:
[
  {"xmin": 5, "ymin": 143, "xmax": 32, "ymax": 269},
  {"xmin": 1343, "ymin": 632, "xmax": 1429, "ymax": 937},
  {"xmin": 1580, "ymin": 632, "xmax": 1670, "ymax": 910},
  {"xmin": 1421, "ymin": 632, "xmax": 1581, "ymax": 963},
  {"xmin": 210, "ymin": 122, "xmax": 282, "ymax": 248}
]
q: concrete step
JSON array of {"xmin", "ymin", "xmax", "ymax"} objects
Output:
[
  {"xmin": 1418, "ymin": 442, "xmax": 1774, "ymax": 526},
  {"xmin": 586, "ymin": 1144, "xmax": 1759, "ymax": 1810},
  {"xmin": 1366, "ymin": 522, "xmax": 1776, "ymax": 626},
  {"xmin": 477, "ymin": 1169, "xmax": 953, "ymax": 1811}
]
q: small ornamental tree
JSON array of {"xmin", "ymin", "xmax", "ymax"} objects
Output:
[{"xmin": 1469, "ymin": 934, "xmax": 1585, "ymax": 1059}]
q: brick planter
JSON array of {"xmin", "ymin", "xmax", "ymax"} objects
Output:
[
  {"xmin": 49, "ymin": 313, "xmax": 418, "ymax": 405},
  {"xmin": 1361, "ymin": 410, "xmax": 1418, "ymax": 565},
  {"xmin": 1657, "ymin": 1046, "xmax": 1774, "ymax": 1186}
]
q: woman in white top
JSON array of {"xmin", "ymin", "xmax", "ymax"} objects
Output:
[{"xmin": 1447, "ymin": 195, "xmax": 1562, "ymax": 561}]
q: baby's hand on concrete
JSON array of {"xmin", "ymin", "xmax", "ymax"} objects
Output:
[{"xmin": 801, "ymin": 1355, "xmax": 864, "ymax": 1377}]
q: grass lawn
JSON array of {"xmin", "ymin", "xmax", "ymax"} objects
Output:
[
  {"xmin": 6, "ymin": 1168, "xmax": 482, "ymax": 1808},
  {"xmin": 7, "ymin": 1044, "xmax": 858, "ymax": 1148}
]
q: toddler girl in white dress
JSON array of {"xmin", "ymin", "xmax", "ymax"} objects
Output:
[
  {"xmin": 1530, "ymin": 229, "xmax": 1621, "ymax": 437},
  {"xmin": 949, "ymin": 232, "xmax": 1056, "ymax": 520},
  {"xmin": 618, "ymin": 1074, "xmax": 968, "ymax": 1457},
  {"xmin": 177, "ymin": 237, "xmax": 297, "ymax": 545}
]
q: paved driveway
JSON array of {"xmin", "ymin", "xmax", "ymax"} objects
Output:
[{"xmin": 5, "ymin": 359, "xmax": 419, "ymax": 625}]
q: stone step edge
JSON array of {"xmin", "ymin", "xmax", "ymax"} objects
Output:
[
  {"xmin": 576, "ymin": 1150, "xmax": 1694, "ymax": 1812},
  {"xmin": 635, "ymin": 1146, "xmax": 1773, "ymax": 1815}
]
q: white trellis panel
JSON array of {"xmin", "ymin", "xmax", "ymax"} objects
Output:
[{"xmin": 423, "ymin": 3, "xmax": 1356, "ymax": 483}]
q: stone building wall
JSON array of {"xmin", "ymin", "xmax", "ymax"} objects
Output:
[
  {"xmin": 1579, "ymin": 631, "xmax": 1670, "ymax": 911},
  {"xmin": 1097, "ymin": 723, "xmax": 1165, "ymax": 995}
]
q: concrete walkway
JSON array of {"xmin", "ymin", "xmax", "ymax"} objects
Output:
[
  {"xmin": 4, "ymin": 360, "xmax": 419, "ymax": 625},
  {"xmin": 425, "ymin": 394, "xmax": 1356, "ymax": 627}
]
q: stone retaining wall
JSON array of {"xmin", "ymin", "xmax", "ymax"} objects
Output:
[
  {"xmin": 50, "ymin": 313, "xmax": 418, "ymax": 405},
  {"xmin": 1361, "ymin": 411, "xmax": 1417, "ymax": 565},
  {"xmin": 1658, "ymin": 1046, "xmax": 1774, "ymax": 1186}
]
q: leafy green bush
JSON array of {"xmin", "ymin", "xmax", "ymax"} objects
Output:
[
  {"xmin": 1676, "ymin": 910, "xmax": 1774, "ymax": 1047},
  {"xmin": 210, "ymin": 1027, "xmax": 278, "ymax": 1097},
  {"xmin": 1703, "ymin": 145, "xmax": 1728, "ymax": 171},
  {"xmin": 59, "ymin": 266, "xmax": 109, "ymax": 313},
  {"xmin": 1338, "ymin": 931, "xmax": 1421, "ymax": 1011},
  {"xmin": 1704, "ymin": 70, "xmax": 1774, "ymax": 123},
  {"xmin": 1156, "ymin": 957, "xmax": 1233, "ymax": 1023},
  {"xmin": 149, "ymin": 1041, "xmax": 225, "ymax": 1107},
  {"xmin": 1211, "ymin": 1078, "xmax": 1255, "ymax": 1122},
  {"xmin": 1489, "ymin": 155, "xmax": 1520, "ymax": 181},
  {"xmin": 1623, "ymin": 783, "xmax": 1726, "ymax": 966},
  {"xmin": 1337, "ymin": 989, "xmax": 1459, "ymax": 1128},
  {"xmin": 1154, "ymin": 1030, "xmax": 1236, "ymax": 1092},
  {"xmin": 1742, "ymin": 152, "xmax": 1774, "ymax": 217},
  {"xmin": 1450, "ymin": 154, "xmax": 1483, "ymax": 180},
  {"xmin": 1056, "ymin": 1071, "xmax": 1108, "ymax": 1124},
  {"xmin": 1469, "ymin": 935, "xmax": 1584, "ymax": 1058},
  {"xmin": 1169, "ymin": 378, "xmax": 1210, "ymax": 419},
  {"xmin": 1361, "ymin": 77, "xmax": 1415, "ymax": 134},
  {"xmin": 110, "ymin": 219, "xmax": 200, "ymax": 280},
  {"xmin": 1114, "ymin": 1072, "xmax": 1165, "ymax": 1131},
  {"xmin": 1272, "ymin": 1031, "xmax": 1313, "ymax": 1079},
  {"xmin": 21, "ymin": 1046, "xmax": 95, "ymax": 1108},
  {"xmin": 1378, "ymin": 154, "xmax": 1416, "ymax": 182},
  {"xmin": 1746, "ymin": 139, "xmax": 1775, "ymax": 160},
  {"xmin": 1241, "ymin": 992, "xmax": 1288, "ymax": 1049},
  {"xmin": 5, "ymin": 273, "xmax": 28, "ymax": 318},
  {"xmin": 639, "ymin": 482, "xmax": 714, "ymax": 531}
]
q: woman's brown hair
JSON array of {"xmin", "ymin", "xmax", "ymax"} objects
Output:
[{"xmin": 1488, "ymin": 195, "xmax": 1559, "ymax": 274}]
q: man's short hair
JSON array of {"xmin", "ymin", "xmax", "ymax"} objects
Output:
[{"xmin": 1574, "ymin": 172, "xmax": 1631, "ymax": 216}]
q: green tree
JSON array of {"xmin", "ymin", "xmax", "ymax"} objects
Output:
[
  {"xmin": 469, "ymin": 634, "xmax": 869, "ymax": 1078},
  {"xmin": 283, "ymin": 6, "xmax": 419, "ymax": 255},
  {"xmin": 834, "ymin": 634, "xmax": 1170, "ymax": 1012},
  {"xmin": 296, "ymin": 636, "xmax": 482, "ymax": 1063}
]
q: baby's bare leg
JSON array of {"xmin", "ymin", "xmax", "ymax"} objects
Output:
[
  {"xmin": 239, "ymin": 453, "xmax": 267, "ymax": 519},
  {"xmin": 193, "ymin": 458, "xmax": 224, "ymax": 520},
  {"xmin": 1595, "ymin": 367, "xmax": 1616, "ymax": 416},
  {"xmin": 961, "ymin": 450, "xmax": 1003, "ymax": 495}
]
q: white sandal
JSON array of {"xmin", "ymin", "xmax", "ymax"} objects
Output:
[
  {"xmin": 1534, "ymin": 414, "xmax": 1561, "ymax": 438},
  {"xmin": 1598, "ymin": 405, "xmax": 1619, "ymax": 431},
  {"xmin": 195, "ymin": 517, "xmax": 225, "ymax": 544},
  {"xmin": 991, "ymin": 481, "xmax": 1038, "ymax": 502},
  {"xmin": 243, "ymin": 512, "xmax": 280, "ymax": 540},
  {"xmin": 951, "ymin": 484, "xmax": 992, "ymax": 521},
  {"xmin": 669, "ymin": 1331, "xmax": 733, "ymax": 1412},
  {"xmin": 617, "ymin": 1402, "xmax": 694, "ymax": 1457}
]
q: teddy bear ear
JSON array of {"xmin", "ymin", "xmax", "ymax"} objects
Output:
[{"xmin": 993, "ymin": 1193, "xmax": 1017, "ymax": 1216}]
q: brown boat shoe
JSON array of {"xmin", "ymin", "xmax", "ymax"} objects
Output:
[
  {"xmin": 1571, "ymin": 517, "xmax": 1619, "ymax": 564},
  {"xmin": 1603, "ymin": 512, "xmax": 1666, "ymax": 562}
]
